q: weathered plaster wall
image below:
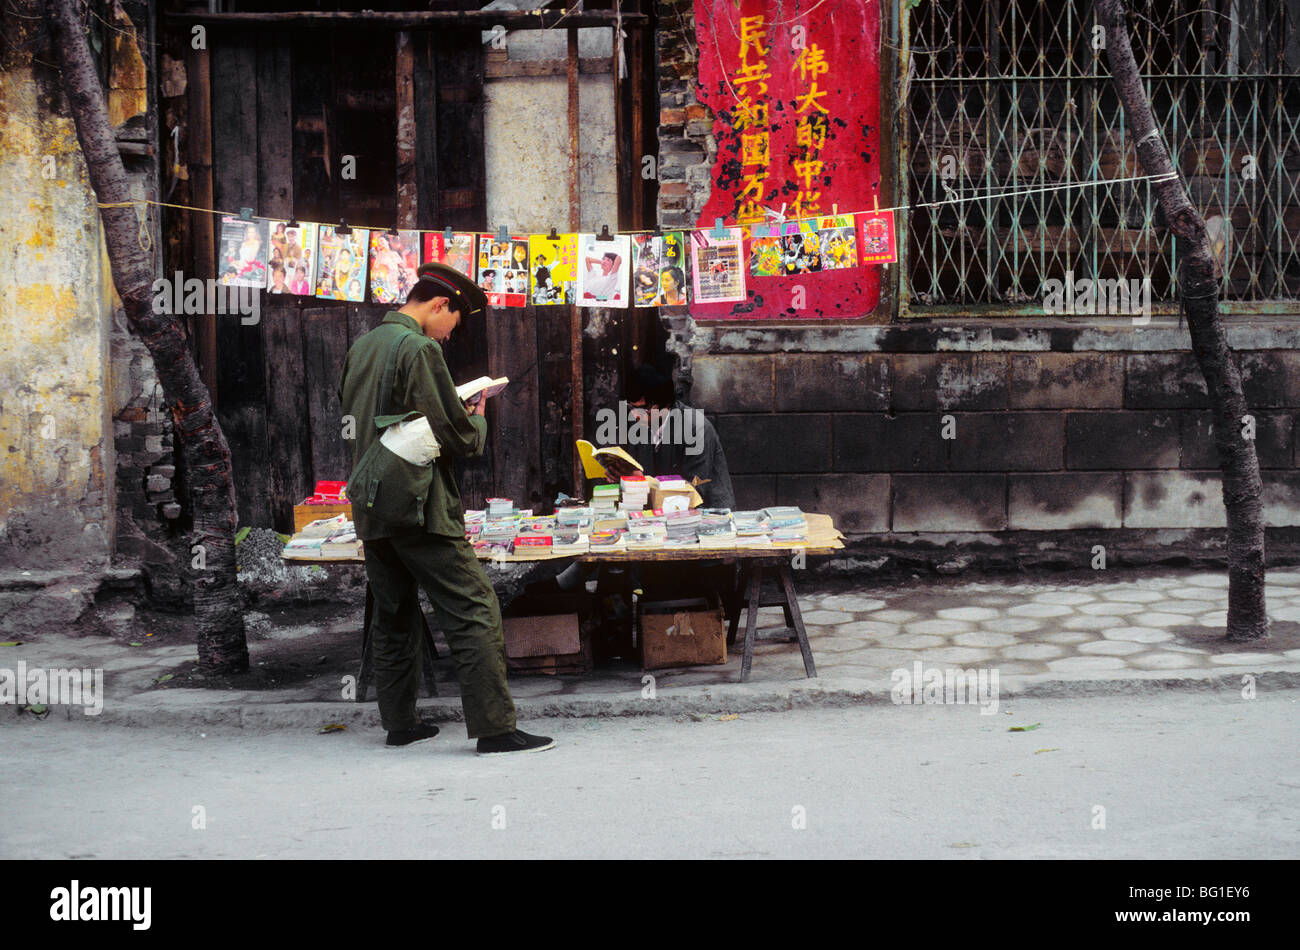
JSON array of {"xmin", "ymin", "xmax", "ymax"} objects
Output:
[
  {"xmin": 0, "ymin": 55, "xmax": 113, "ymax": 569},
  {"xmin": 483, "ymin": 27, "xmax": 618, "ymax": 233}
]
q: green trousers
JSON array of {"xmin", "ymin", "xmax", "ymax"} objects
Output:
[{"xmin": 363, "ymin": 533, "xmax": 517, "ymax": 738}]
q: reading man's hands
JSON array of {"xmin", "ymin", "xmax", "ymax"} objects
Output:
[{"xmin": 466, "ymin": 393, "xmax": 487, "ymax": 416}]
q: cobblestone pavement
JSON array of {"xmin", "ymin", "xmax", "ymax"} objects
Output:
[{"xmin": 4, "ymin": 568, "xmax": 1300, "ymax": 725}]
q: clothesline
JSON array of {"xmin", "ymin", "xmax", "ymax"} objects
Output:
[{"xmin": 96, "ymin": 170, "xmax": 1181, "ymax": 239}]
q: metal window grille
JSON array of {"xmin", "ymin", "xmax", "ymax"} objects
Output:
[{"xmin": 898, "ymin": 0, "xmax": 1300, "ymax": 315}]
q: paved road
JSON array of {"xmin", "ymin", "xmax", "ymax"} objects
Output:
[{"xmin": 3, "ymin": 690, "xmax": 1296, "ymax": 859}]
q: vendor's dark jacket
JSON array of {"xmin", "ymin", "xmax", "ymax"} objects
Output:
[
  {"xmin": 339, "ymin": 311, "xmax": 487, "ymax": 540},
  {"xmin": 628, "ymin": 403, "xmax": 736, "ymax": 510}
]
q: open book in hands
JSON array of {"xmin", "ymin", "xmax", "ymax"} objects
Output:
[{"xmin": 455, "ymin": 376, "xmax": 509, "ymax": 404}]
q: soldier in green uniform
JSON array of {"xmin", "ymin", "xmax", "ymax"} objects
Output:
[{"xmin": 340, "ymin": 262, "xmax": 555, "ymax": 754}]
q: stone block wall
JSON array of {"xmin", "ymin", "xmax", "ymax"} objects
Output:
[{"xmin": 690, "ymin": 327, "xmax": 1300, "ymax": 541}]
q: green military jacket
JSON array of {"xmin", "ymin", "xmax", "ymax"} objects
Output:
[{"xmin": 339, "ymin": 311, "xmax": 487, "ymax": 540}]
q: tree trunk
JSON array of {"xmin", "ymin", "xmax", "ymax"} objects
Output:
[
  {"xmin": 47, "ymin": 0, "xmax": 249, "ymax": 671},
  {"xmin": 1099, "ymin": 0, "xmax": 1267, "ymax": 641}
]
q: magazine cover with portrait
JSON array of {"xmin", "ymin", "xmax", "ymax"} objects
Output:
[
  {"xmin": 369, "ymin": 230, "xmax": 420, "ymax": 304},
  {"xmin": 217, "ymin": 217, "xmax": 269, "ymax": 288},
  {"xmin": 475, "ymin": 234, "xmax": 529, "ymax": 307},
  {"xmin": 631, "ymin": 231, "xmax": 686, "ymax": 307},
  {"xmin": 265, "ymin": 220, "xmax": 317, "ymax": 296},
  {"xmin": 528, "ymin": 233, "xmax": 577, "ymax": 305},
  {"xmin": 421, "ymin": 231, "xmax": 477, "ymax": 280},
  {"xmin": 576, "ymin": 233, "xmax": 631, "ymax": 308},
  {"xmin": 315, "ymin": 226, "xmax": 370, "ymax": 301}
]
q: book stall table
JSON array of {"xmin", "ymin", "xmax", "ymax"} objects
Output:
[{"xmin": 282, "ymin": 513, "xmax": 845, "ymax": 688}]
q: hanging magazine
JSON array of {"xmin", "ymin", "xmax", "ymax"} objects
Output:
[
  {"xmin": 422, "ymin": 231, "xmax": 477, "ymax": 280},
  {"xmin": 857, "ymin": 210, "xmax": 898, "ymax": 265},
  {"xmin": 315, "ymin": 225, "xmax": 370, "ymax": 301},
  {"xmin": 476, "ymin": 234, "xmax": 529, "ymax": 307},
  {"xmin": 816, "ymin": 215, "xmax": 859, "ymax": 270},
  {"xmin": 748, "ymin": 221, "xmax": 818, "ymax": 277},
  {"xmin": 369, "ymin": 230, "xmax": 420, "ymax": 304},
  {"xmin": 576, "ymin": 233, "xmax": 631, "ymax": 308},
  {"xmin": 631, "ymin": 232, "xmax": 687, "ymax": 306},
  {"xmin": 217, "ymin": 216, "xmax": 269, "ymax": 289},
  {"xmin": 690, "ymin": 227, "xmax": 747, "ymax": 303},
  {"xmin": 528, "ymin": 233, "xmax": 577, "ymax": 305},
  {"xmin": 264, "ymin": 221, "xmax": 317, "ymax": 295}
]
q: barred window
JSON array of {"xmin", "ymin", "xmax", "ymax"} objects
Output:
[{"xmin": 901, "ymin": 0, "xmax": 1300, "ymax": 314}]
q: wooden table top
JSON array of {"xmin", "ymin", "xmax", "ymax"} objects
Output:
[{"xmin": 280, "ymin": 513, "xmax": 844, "ymax": 564}]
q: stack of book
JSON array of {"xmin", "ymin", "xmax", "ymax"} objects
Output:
[
  {"xmin": 513, "ymin": 531, "xmax": 553, "ymax": 552},
  {"xmin": 319, "ymin": 527, "xmax": 361, "ymax": 558},
  {"xmin": 765, "ymin": 506, "xmax": 808, "ymax": 543},
  {"xmin": 664, "ymin": 509, "xmax": 701, "ymax": 546},
  {"xmin": 551, "ymin": 527, "xmax": 589, "ymax": 555},
  {"xmin": 589, "ymin": 529, "xmax": 627, "ymax": 551},
  {"xmin": 696, "ymin": 513, "xmax": 737, "ymax": 548},
  {"xmin": 619, "ymin": 474, "xmax": 650, "ymax": 512},
  {"xmin": 626, "ymin": 519, "xmax": 667, "ymax": 549},
  {"xmin": 556, "ymin": 505, "xmax": 594, "ymax": 533},
  {"xmin": 591, "ymin": 483, "xmax": 621, "ymax": 518},
  {"xmin": 732, "ymin": 510, "xmax": 773, "ymax": 547},
  {"xmin": 487, "ymin": 497, "xmax": 514, "ymax": 517}
]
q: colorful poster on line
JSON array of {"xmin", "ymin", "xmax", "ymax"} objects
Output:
[
  {"xmin": 576, "ymin": 233, "xmax": 631, "ymax": 308},
  {"xmin": 690, "ymin": 227, "xmax": 747, "ymax": 303},
  {"xmin": 748, "ymin": 220, "xmax": 818, "ymax": 277},
  {"xmin": 421, "ymin": 231, "xmax": 477, "ymax": 280},
  {"xmin": 369, "ymin": 230, "xmax": 420, "ymax": 304},
  {"xmin": 315, "ymin": 225, "xmax": 370, "ymax": 301},
  {"xmin": 817, "ymin": 215, "xmax": 859, "ymax": 269},
  {"xmin": 857, "ymin": 210, "xmax": 897, "ymax": 265},
  {"xmin": 631, "ymin": 232, "xmax": 687, "ymax": 306},
  {"xmin": 217, "ymin": 216, "xmax": 270, "ymax": 289},
  {"xmin": 528, "ymin": 233, "xmax": 577, "ymax": 305},
  {"xmin": 475, "ymin": 234, "xmax": 530, "ymax": 307},
  {"xmin": 265, "ymin": 221, "xmax": 317, "ymax": 295}
]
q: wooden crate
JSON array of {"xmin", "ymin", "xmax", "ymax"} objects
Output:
[{"xmin": 294, "ymin": 503, "xmax": 352, "ymax": 532}]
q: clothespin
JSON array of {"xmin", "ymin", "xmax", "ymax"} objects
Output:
[
  {"xmin": 497, "ymin": 224, "xmax": 509, "ymax": 241},
  {"xmin": 710, "ymin": 217, "xmax": 727, "ymax": 239},
  {"xmin": 387, "ymin": 224, "xmax": 400, "ymax": 236},
  {"xmin": 239, "ymin": 207, "xmax": 254, "ymax": 222},
  {"xmin": 872, "ymin": 195, "xmax": 879, "ymax": 214},
  {"xmin": 287, "ymin": 214, "xmax": 300, "ymax": 229},
  {"xmin": 547, "ymin": 226, "xmax": 559, "ymax": 241},
  {"xmin": 443, "ymin": 226, "xmax": 453, "ymax": 241},
  {"xmin": 336, "ymin": 218, "xmax": 352, "ymax": 236},
  {"xmin": 597, "ymin": 225, "xmax": 613, "ymax": 241},
  {"xmin": 832, "ymin": 203, "xmax": 838, "ymax": 215}
]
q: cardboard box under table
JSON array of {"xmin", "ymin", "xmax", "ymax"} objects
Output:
[
  {"xmin": 503, "ymin": 590, "xmax": 592, "ymax": 675},
  {"xmin": 639, "ymin": 594, "xmax": 727, "ymax": 670}
]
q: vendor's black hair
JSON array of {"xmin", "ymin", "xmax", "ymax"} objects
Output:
[{"xmin": 627, "ymin": 358, "xmax": 676, "ymax": 409}]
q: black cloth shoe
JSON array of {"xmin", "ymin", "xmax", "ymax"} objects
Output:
[
  {"xmin": 476, "ymin": 729, "xmax": 556, "ymax": 755},
  {"xmin": 385, "ymin": 723, "xmax": 440, "ymax": 747}
]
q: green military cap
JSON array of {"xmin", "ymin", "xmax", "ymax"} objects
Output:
[{"xmin": 416, "ymin": 262, "xmax": 488, "ymax": 316}]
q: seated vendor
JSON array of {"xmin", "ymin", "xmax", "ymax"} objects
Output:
[{"xmin": 623, "ymin": 361, "xmax": 735, "ymax": 511}]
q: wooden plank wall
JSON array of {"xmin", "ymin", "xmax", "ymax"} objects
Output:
[{"xmin": 206, "ymin": 26, "xmax": 589, "ymax": 530}]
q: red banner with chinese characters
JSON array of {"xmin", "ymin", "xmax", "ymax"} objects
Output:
[{"xmin": 692, "ymin": 0, "xmax": 882, "ymax": 320}]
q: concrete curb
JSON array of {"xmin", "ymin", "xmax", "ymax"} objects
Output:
[{"xmin": 36, "ymin": 666, "xmax": 1300, "ymax": 731}]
